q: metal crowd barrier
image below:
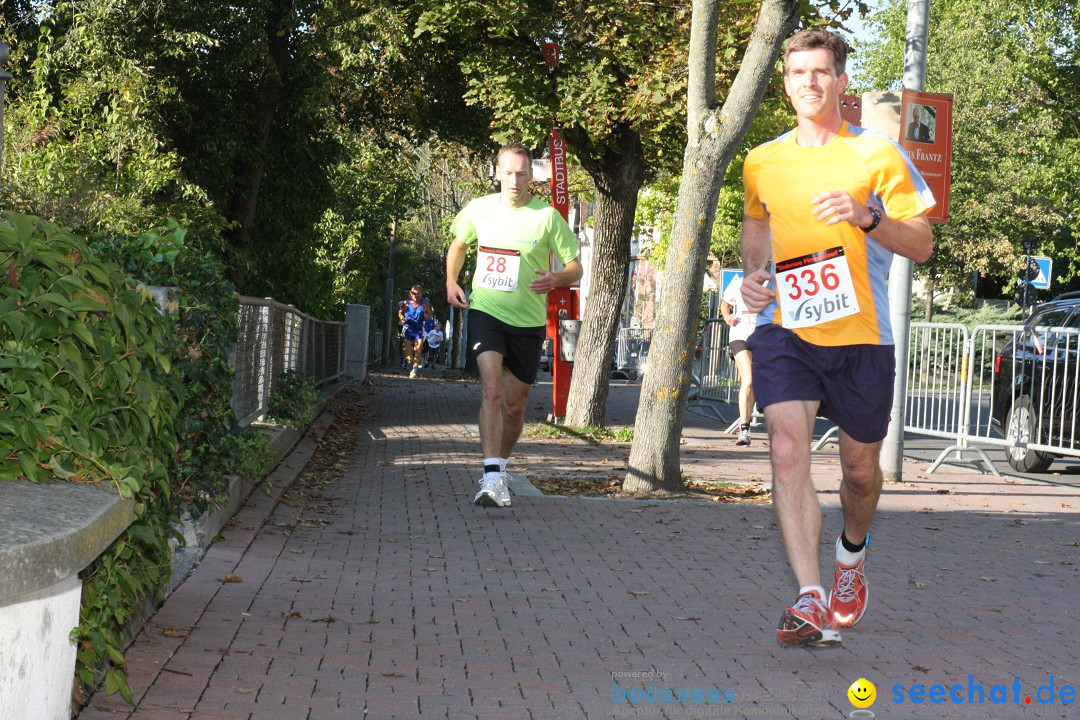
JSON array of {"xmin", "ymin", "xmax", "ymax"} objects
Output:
[
  {"xmin": 695, "ymin": 319, "xmax": 736, "ymax": 403},
  {"xmin": 615, "ymin": 318, "xmax": 1080, "ymax": 475},
  {"xmin": 232, "ymin": 296, "xmax": 347, "ymax": 427},
  {"xmin": 611, "ymin": 327, "xmax": 653, "ymax": 381},
  {"xmin": 902, "ymin": 322, "xmax": 994, "ymax": 474},
  {"xmin": 961, "ymin": 323, "xmax": 1080, "ymax": 471},
  {"xmin": 368, "ymin": 329, "xmax": 384, "ymax": 365},
  {"xmin": 688, "ymin": 318, "xmax": 746, "ymax": 427},
  {"xmin": 893, "ymin": 321, "xmax": 1080, "ymax": 475}
]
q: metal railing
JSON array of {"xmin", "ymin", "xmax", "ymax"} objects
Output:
[
  {"xmin": 368, "ymin": 329, "xmax": 384, "ymax": 366},
  {"xmin": 688, "ymin": 317, "xmax": 1080, "ymax": 474},
  {"xmin": 689, "ymin": 318, "xmax": 753, "ymax": 427},
  {"xmin": 904, "ymin": 322, "xmax": 997, "ymax": 474},
  {"xmin": 695, "ymin": 319, "xmax": 738, "ymax": 405},
  {"xmin": 905, "ymin": 322, "xmax": 969, "ymax": 440},
  {"xmin": 232, "ymin": 296, "xmax": 346, "ymax": 427}
]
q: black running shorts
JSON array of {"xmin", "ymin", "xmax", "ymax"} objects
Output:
[
  {"xmin": 468, "ymin": 310, "xmax": 545, "ymax": 385},
  {"xmin": 728, "ymin": 339, "xmax": 750, "ymax": 358}
]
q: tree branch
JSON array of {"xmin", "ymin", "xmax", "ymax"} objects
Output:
[
  {"xmin": 711, "ymin": 0, "xmax": 799, "ymax": 147},
  {"xmin": 686, "ymin": 0, "xmax": 719, "ymax": 138}
]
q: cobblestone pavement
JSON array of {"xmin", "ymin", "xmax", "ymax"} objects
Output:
[{"xmin": 78, "ymin": 372, "xmax": 1080, "ymax": 720}]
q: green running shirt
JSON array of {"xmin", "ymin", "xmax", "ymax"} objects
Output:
[{"xmin": 451, "ymin": 194, "xmax": 580, "ymax": 327}]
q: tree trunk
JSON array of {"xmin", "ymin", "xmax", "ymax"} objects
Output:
[
  {"xmin": 565, "ymin": 123, "xmax": 646, "ymax": 428},
  {"xmin": 624, "ymin": 0, "xmax": 799, "ymax": 493},
  {"xmin": 225, "ymin": 0, "xmax": 293, "ymax": 290}
]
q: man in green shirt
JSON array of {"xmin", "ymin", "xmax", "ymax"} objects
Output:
[{"xmin": 446, "ymin": 143, "xmax": 582, "ymax": 507}]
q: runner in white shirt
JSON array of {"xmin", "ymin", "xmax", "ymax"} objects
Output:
[{"xmin": 721, "ymin": 275, "xmax": 757, "ymax": 446}]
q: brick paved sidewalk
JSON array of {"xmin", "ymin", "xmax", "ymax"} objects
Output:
[{"xmin": 79, "ymin": 373, "xmax": 1080, "ymax": 720}]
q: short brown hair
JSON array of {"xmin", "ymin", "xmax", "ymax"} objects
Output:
[
  {"xmin": 495, "ymin": 142, "xmax": 533, "ymax": 167},
  {"xmin": 784, "ymin": 28, "xmax": 852, "ymax": 76}
]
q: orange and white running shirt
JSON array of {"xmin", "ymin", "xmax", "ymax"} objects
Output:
[{"xmin": 743, "ymin": 122, "xmax": 935, "ymax": 347}]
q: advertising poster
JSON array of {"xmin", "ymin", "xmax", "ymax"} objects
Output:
[{"xmin": 899, "ymin": 89, "xmax": 953, "ymax": 223}]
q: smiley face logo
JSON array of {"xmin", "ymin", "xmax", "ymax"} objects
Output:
[{"xmin": 847, "ymin": 678, "xmax": 876, "ymax": 709}]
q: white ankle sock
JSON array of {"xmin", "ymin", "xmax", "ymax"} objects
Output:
[
  {"xmin": 799, "ymin": 585, "xmax": 826, "ymax": 600},
  {"xmin": 836, "ymin": 537, "xmax": 866, "ymax": 566}
]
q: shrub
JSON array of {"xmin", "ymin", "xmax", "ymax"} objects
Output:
[
  {"xmin": 88, "ymin": 220, "xmax": 267, "ymax": 515},
  {"xmin": 0, "ymin": 212, "xmax": 184, "ymax": 704},
  {"xmin": 267, "ymin": 370, "xmax": 322, "ymax": 428}
]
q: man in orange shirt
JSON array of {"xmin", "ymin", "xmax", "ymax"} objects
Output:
[{"xmin": 741, "ymin": 28, "xmax": 934, "ymax": 647}]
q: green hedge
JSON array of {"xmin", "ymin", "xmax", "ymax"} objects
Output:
[
  {"xmin": 89, "ymin": 220, "xmax": 270, "ymax": 517},
  {"xmin": 0, "ymin": 212, "xmax": 183, "ymax": 703},
  {"xmin": 0, "ymin": 212, "xmax": 273, "ymax": 704}
]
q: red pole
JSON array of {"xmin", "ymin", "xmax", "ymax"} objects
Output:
[{"xmin": 542, "ymin": 42, "xmax": 576, "ymax": 421}]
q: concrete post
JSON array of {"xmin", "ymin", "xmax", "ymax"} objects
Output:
[
  {"xmin": 345, "ymin": 304, "xmax": 371, "ymax": 381},
  {"xmin": 881, "ymin": 0, "xmax": 930, "ymax": 483}
]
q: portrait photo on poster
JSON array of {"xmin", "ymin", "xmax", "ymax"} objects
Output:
[{"xmin": 905, "ymin": 103, "xmax": 935, "ymax": 144}]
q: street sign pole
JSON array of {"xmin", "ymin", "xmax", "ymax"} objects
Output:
[{"xmin": 881, "ymin": 0, "xmax": 930, "ymax": 484}]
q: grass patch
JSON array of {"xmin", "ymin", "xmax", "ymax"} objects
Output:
[
  {"xmin": 531, "ymin": 474, "xmax": 771, "ymax": 504},
  {"xmin": 523, "ymin": 421, "xmax": 634, "ymax": 443}
]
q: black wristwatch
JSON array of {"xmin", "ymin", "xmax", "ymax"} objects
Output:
[{"xmin": 860, "ymin": 206, "xmax": 882, "ymax": 233}]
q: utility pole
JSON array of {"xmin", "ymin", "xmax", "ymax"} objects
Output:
[
  {"xmin": 382, "ymin": 218, "xmax": 397, "ymax": 366},
  {"xmin": 881, "ymin": 0, "xmax": 929, "ymax": 483}
]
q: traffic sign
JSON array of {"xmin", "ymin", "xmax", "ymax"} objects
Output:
[
  {"xmin": 1025, "ymin": 256, "xmax": 1053, "ymax": 289},
  {"xmin": 720, "ymin": 268, "xmax": 743, "ymax": 297}
]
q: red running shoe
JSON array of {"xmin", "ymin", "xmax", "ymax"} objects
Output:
[
  {"xmin": 830, "ymin": 553, "xmax": 868, "ymax": 628},
  {"xmin": 777, "ymin": 589, "xmax": 841, "ymax": 647}
]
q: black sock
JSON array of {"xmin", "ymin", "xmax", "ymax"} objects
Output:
[
  {"xmin": 741, "ymin": 423, "xmax": 750, "ymax": 431},
  {"xmin": 841, "ymin": 531, "xmax": 866, "ymax": 553},
  {"xmin": 483, "ymin": 463, "xmax": 501, "ymax": 474}
]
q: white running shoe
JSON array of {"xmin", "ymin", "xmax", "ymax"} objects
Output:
[
  {"xmin": 496, "ymin": 473, "xmax": 511, "ymax": 507},
  {"xmin": 473, "ymin": 475, "xmax": 504, "ymax": 508}
]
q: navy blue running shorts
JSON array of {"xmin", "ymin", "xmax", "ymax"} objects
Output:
[
  {"xmin": 747, "ymin": 323, "xmax": 895, "ymax": 443},
  {"xmin": 467, "ymin": 310, "xmax": 545, "ymax": 385},
  {"xmin": 402, "ymin": 323, "xmax": 424, "ymax": 342}
]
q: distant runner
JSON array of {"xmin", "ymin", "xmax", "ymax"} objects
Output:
[{"xmin": 721, "ymin": 274, "xmax": 758, "ymax": 446}]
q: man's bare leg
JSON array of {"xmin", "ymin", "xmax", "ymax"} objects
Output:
[
  {"xmin": 476, "ymin": 351, "xmax": 507, "ymax": 458},
  {"xmin": 764, "ymin": 400, "xmax": 823, "ymax": 589},
  {"xmin": 837, "ymin": 432, "xmax": 884, "ymax": 545},
  {"xmin": 499, "ymin": 369, "xmax": 533, "ymax": 460},
  {"xmin": 734, "ymin": 350, "xmax": 755, "ymax": 426},
  {"xmin": 828, "ymin": 430, "xmax": 883, "ymax": 627}
]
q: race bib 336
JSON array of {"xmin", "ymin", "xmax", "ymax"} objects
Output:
[{"xmin": 776, "ymin": 246, "xmax": 860, "ymax": 329}]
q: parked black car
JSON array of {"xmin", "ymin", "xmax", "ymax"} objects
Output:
[{"xmin": 990, "ymin": 291, "xmax": 1080, "ymax": 472}]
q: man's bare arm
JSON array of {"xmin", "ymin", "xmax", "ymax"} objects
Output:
[
  {"xmin": 445, "ymin": 239, "xmax": 470, "ymax": 309},
  {"xmin": 739, "ymin": 214, "xmax": 775, "ymax": 313},
  {"xmin": 811, "ymin": 191, "xmax": 933, "ymax": 263}
]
